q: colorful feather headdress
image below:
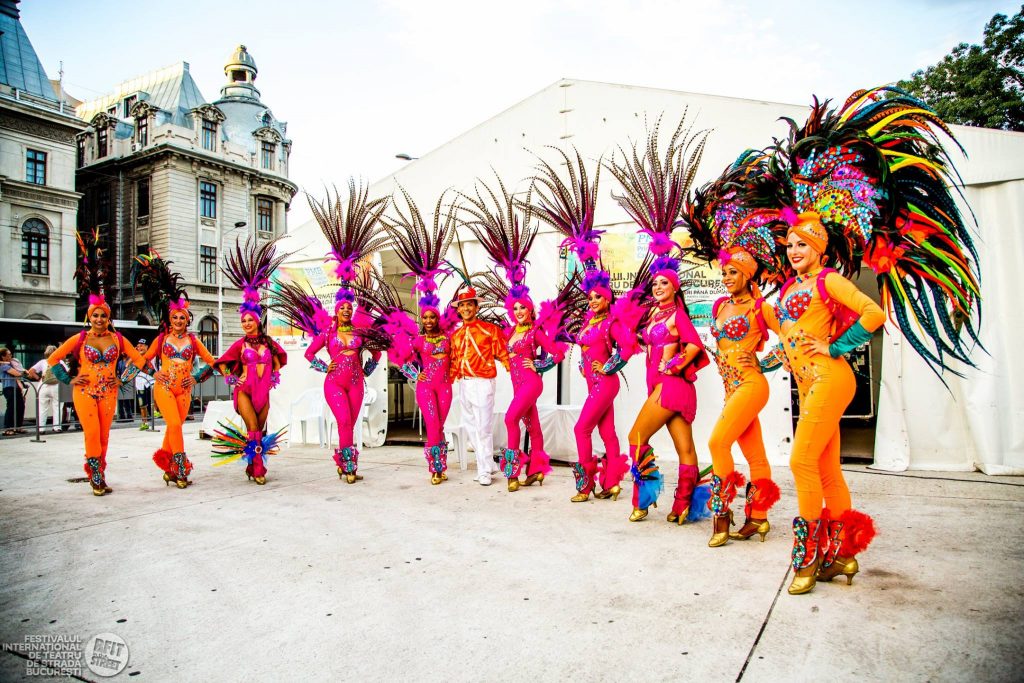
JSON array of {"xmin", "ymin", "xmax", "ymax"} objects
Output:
[
  {"xmin": 772, "ymin": 86, "xmax": 981, "ymax": 378},
  {"xmin": 606, "ymin": 112, "xmax": 708, "ymax": 291},
  {"xmin": 221, "ymin": 236, "xmax": 288, "ymax": 322},
  {"xmin": 683, "ymin": 150, "xmax": 791, "ymax": 295},
  {"xmin": 75, "ymin": 228, "xmax": 111, "ymax": 319},
  {"xmin": 460, "ymin": 173, "xmax": 538, "ymax": 320},
  {"xmin": 131, "ymin": 250, "xmax": 191, "ymax": 329},
  {"xmin": 383, "ymin": 186, "xmax": 457, "ymax": 317},
  {"xmin": 307, "ymin": 179, "xmax": 390, "ymax": 310},
  {"xmin": 529, "ymin": 146, "xmax": 611, "ymax": 300}
]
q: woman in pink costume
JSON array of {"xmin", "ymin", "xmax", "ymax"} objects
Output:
[
  {"xmin": 212, "ymin": 237, "xmax": 288, "ymax": 485},
  {"xmin": 305, "ymin": 295, "xmax": 382, "ymax": 483},
  {"xmin": 300, "ymin": 182, "xmax": 388, "ymax": 483},
  {"xmin": 529, "ymin": 149, "xmax": 633, "ymax": 502},
  {"xmin": 683, "ymin": 153, "xmax": 789, "ymax": 546},
  {"xmin": 607, "ymin": 117, "xmax": 711, "ymax": 523},
  {"xmin": 380, "ymin": 190, "xmax": 460, "ymax": 484},
  {"xmin": 463, "ymin": 176, "xmax": 568, "ymax": 493}
]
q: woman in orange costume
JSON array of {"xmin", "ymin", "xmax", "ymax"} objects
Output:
[
  {"xmin": 763, "ymin": 88, "xmax": 980, "ymax": 595},
  {"xmin": 773, "ymin": 213, "xmax": 884, "ymax": 593},
  {"xmin": 133, "ymin": 252, "xmax": 218, "ymax": 488},
  {"xmin": 683, "ymin": 155, "xmax": 790, "ymax": 547},
  {"xmin": 48, "ymin": 231, "xmax": 148, "ymax": 496}
]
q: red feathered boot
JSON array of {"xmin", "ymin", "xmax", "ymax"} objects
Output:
[
  {"xmin": 730, "ymin": 478, "xmax": 781, "ymax": 542},
  {"xmin": 666, "ymin": 463, "xmax": 698, "ymax": 525},
  {"xmin": 153, "ymin": 448, "xmax": 176, "ymax": 485},
  {"xmin": 818, "ymin": 509, "xmax": 877, "ymax": 586}
]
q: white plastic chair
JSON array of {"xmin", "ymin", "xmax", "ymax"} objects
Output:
[
  {"xmin": 326, "ymin": 387, "xmax": 378, "ymax": 451},
  {"xmin": 287, "ymin": 388, "xmax": 325, "ymax": 448},
  {"xmin": 443, "ymin": 424, "xmax": 469, "ymax": 471},
  {"xmin": 355, "ymin": 387, "xmax": 377, "ymax": 451}
]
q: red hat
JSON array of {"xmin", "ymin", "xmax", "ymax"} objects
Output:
[{"xmin": 451, "ymin": 286, "xmax": 479, "ymax": 306}]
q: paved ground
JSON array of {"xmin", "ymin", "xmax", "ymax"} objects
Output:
[{"xmin": 1, "ymin": 424, "xmax": 1022, "ymax": 682}]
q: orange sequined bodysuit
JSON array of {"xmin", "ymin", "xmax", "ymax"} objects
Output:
[
  {"xmin": 48, "ymin": 331, "xmax": 147, "ymax": 480},
  {"xmin": 768, "ymin": 269, "xmax": 885, "ymax": 519},
  {"xmin": 707, "ymin": 297, "xmax": 774, "ymax": 516},
  {"xmin": 145, "ymin": 332, "xmax": 217, "ymax": 479}
]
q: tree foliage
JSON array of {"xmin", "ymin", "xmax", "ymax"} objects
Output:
[{"xmin": 898, "ymin": 5, "xmax": 1024, "ymax": 131}]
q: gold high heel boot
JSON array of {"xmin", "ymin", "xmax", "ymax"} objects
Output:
[
  {"xmin": 730, "ymin": 519, "xmax": 771, "ymax": 542},
  {"xmin": 522, "ymin": 472, "xmax": 545, "ymax": 487},
  {"xmin": 430, "ymin": 472, "xmax": 443, "ymax": 485},
  {"xmin": 629, "ymin": 501, "xmax": 655, "ymax": 522},
  {"xmin": 708, "ymin": 510, "xmax": 734, "ymax": 548},
  {"xmin": 507, "ymin": 478, "xmax": 521, "ymax": 492},
  {"xmin": 594, "ymin": 485, "xmax": 621, "ymax": 500},
  {"xmin": 788, "ymin": 558, "xmax": 820, "ymax": 595},
  {"xmin": 787, "ymin": 517, "xmax": 823, "ymax": 595},
  {"xmin": 345, "ymin": 473, "xmax": 363, "ymax": 484},
  {"xmin": 817, "ymin": 556, "xmax": 859, "ymax": 585},
  {"xmin": 163, "ymin": 472, "xmax": 174, "ymax": 485},
  {"xmin": 570, "ymin": 491, "xmax": 590, "ymax": 502}
]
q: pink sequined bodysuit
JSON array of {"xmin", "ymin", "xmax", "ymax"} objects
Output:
[
  {"xmin": 412, "ymin": 334, "xmax": 452, "ymax": 447},
  {"xmin": 217, "ymin": 336, "xmax": 287, "ymax": 414},
  {"xmin": 640, "ymin": 306, "xmax": 708, "ymax": 423},
  {"xmin": 503, "ymin": 325, "xmax": 563, "ymax": 476}
]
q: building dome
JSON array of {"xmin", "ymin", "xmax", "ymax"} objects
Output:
[
  {"xmin": 219, "ymin": 44, "xmax": 260, "ymax": 103},
  {"xmin": 225, "ymin": 45, "xmax": 257, "ymax": 74}
]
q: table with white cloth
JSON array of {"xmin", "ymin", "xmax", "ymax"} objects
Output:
[
  {"xmin": 200, "ymin": 400, "xmax": 289, "ymax": 440},
  {"xmin": 492, "ymin": 404, "xmax": 597, "ymax": 463}
]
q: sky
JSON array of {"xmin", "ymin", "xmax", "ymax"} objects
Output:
[{"xmin": 21, "ymin": 0, "xmax": 1021, "ymax": 227}]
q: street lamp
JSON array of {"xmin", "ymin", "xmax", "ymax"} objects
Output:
[
  {"xmin": 395, "ymin": 153, "xmax": 417, "ymax": 161},
  {"xmin": 217, "ymin": 220, "xmax": 249, "ymax": 353}
]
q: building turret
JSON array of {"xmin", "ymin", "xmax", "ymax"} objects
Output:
[{"xmin": 219, "ymin": 45, "xmax": 260, "ymax": 102}]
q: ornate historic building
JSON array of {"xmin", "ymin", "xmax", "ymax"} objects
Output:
[
  {"xmin": 0, "ymin": 0, "xmax": 87, "ymax": 322},
  {"xmin": 75, "ymin": 45, "xmax": 297, "ymax": 352}
]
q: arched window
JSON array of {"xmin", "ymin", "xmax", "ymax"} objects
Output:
[
  {"xmin": 199, "ymin": 316, "xmax": 219, "ymax": 356},
  {"xmin": 21, "ymin": 219, "xmax": 49, "ymax": 275}
]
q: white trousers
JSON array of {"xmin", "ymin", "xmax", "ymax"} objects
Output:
[
  {"xmin": 37, "ymin": 383, "xmax": 60, "ymax": 428},
  {"xmin": 459, "ymin": 377, "xmax": 498, "ymax": 475}
]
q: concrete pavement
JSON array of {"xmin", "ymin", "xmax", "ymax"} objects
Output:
[{"xmin": 1, "ymin": 424, "xmax": 1022, "ymax": 682}]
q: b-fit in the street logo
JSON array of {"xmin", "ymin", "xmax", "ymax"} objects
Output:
[{"xmin": 84, "ymin": 632, "xmax": 130, "ymax": 677}]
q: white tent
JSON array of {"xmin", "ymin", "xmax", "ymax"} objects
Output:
[{"xmin": 285, "ymin": 78, "xmax": 1024, "ymax": 473}]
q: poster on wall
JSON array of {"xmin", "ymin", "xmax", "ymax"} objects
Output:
[
  {"xmin": 563, "ymin": 225, "xmax": 727, "ymax": 349},
  {"xmin": 267, "ymin": 264, "xmax": 337, "ymax": 347}
]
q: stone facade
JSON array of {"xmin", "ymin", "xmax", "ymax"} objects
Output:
[
  {"xmin": 75, "ymin": 46, "xmax": 297, "ymax": 353},
  {"xmin": 0, "ymin": 1, "xmax": 87, "ymax": 322}
]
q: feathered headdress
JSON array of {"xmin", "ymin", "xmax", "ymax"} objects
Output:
[
  {"xmin": 773, "ymin": 86, "xmax": 981, "ymax": 378},
  {"xmin": 131, "ymin": 250, "xmax": 190, "ymax": 329},
  {"xmin": 350, "ymin": 268, "xmax": 420, "ymax": 363},
  {"xmin": 383, "ymin": 187, "xmax": 456, "ymax": 317},
  {"xmin": 606, "ymin": 112, "xmax": 708, "ymax": 291},
  {"xmin": 683, "ymin": 150, "xmax": 791, "ymax": 296},
  {"xmin": 75, "ymin": 228, "xmax": 111, "ymax": 319},
  {"xmin": 307, "ymin": 179, "xmax": 390, "ymax": 310},
  {"xmin": 221, "ymin": 236, "xmax": 288, "ymax": 322},
  {"xmin": 460, "ymin": 173, "xmax": 538, "ymax": 320},
  {"xmin": 529, "ymin": 147, "xmax": 611, "ymax": 297}
]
